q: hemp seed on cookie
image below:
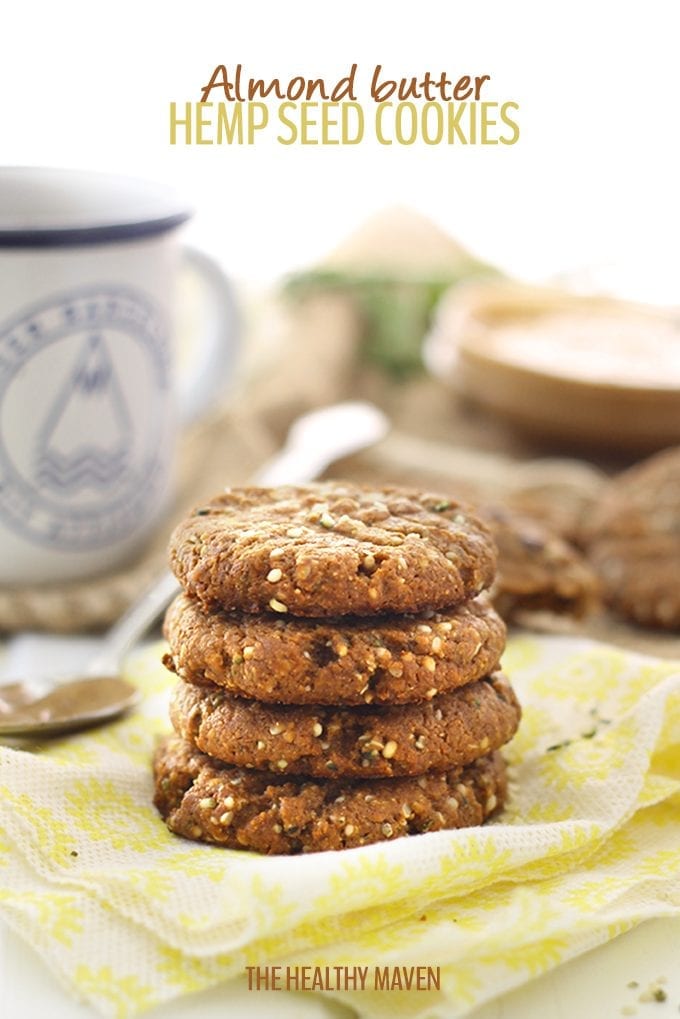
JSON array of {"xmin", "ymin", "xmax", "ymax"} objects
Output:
[
  {"xmin": 153, "ymin": 736, "xmax": 507, "ymax": 854},
  {"xmin": 169, "ymin": 484, "xmax": 497, "ymax": 617},
  {"xmin": 169, "ymin": 672, "xmax": 520, "ymax": 779},
  {"xmin": 163, "ymin": 592, "xmax": 506, "ymax": 705}
]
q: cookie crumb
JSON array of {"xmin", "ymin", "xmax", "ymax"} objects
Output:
[{"xmin": 638, "ymin": 980, "xmax": 668, "ymax": 1003}]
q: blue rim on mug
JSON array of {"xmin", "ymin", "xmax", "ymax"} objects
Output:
[{"xmin": 0, "ymin": 167, "xmax": 192, "ymax": 247}]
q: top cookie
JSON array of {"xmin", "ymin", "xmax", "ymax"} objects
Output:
[
  {"xmin": 169, "ymin": 484, "xmax": 497, "ymax": 617},
  {"xmin": 580, "ymin": 446, "xmax": 680, "ymax": 630}
]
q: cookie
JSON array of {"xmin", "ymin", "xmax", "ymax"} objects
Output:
[
  {"xmin": 581, "ymin": 446, "xmax": 680, "ymax": 629},
  {"xmin": 153, "ymin": 736, "xmax": 507, "ymax": 854},
  {"xmin": 163, "ymin": 592, "xmax": 506, "ymax": 705},
  {"xmin": 169, "ymin": 672, "xmax": 520, "ymax": 779},
  {"xmin": 483, "ymin": 507, "xmax": 600, "ymax": 621},
  {"xmin": 168, "ymin": 484, "xmax": 496, "ymax": 617}
]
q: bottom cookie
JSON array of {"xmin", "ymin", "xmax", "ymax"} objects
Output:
[{"xmin": 153, "ymin": 735, "xmax": 507, "ymax": 855}]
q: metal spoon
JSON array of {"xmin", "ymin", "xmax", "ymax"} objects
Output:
[{"xmin": 0, "ymin": 401, "xmax": 389, "ymax": 738}]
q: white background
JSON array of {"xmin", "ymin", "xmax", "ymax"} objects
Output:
[
  {"xmin": 1, "ymin": 0, "xmax": 678, "ymax": 294},
  {"xmin": 1, "ymin": 5, "xmax": 680, "ymax": 1017}
]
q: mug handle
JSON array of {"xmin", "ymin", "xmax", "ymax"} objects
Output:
[{"xmin": 175, "ymin": 246, "xmax": 240, "ymax": 425}]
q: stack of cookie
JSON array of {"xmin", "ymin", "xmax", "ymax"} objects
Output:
[{"xmin": 153, "ymin": 484, "xmax": 521, "ymax": 855}]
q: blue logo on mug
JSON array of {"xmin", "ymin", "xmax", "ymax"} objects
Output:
[{"xmin": 0, "ymin": 287, "xmax": 171, "ymax": 551}]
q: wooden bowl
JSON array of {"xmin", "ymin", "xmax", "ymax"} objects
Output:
[{"xmin": 425, "ymin": 283, "xmax": 680, "ymax": 453}]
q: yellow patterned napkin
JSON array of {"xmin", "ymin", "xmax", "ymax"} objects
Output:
[{"xmin": 1, "ymin": 635, "xmax": 679, "ymax": 1018}]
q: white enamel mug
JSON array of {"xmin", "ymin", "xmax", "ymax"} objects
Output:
[{"xmin": 0, "ymin": 167, "xmax": 238, "ymax": 584}]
